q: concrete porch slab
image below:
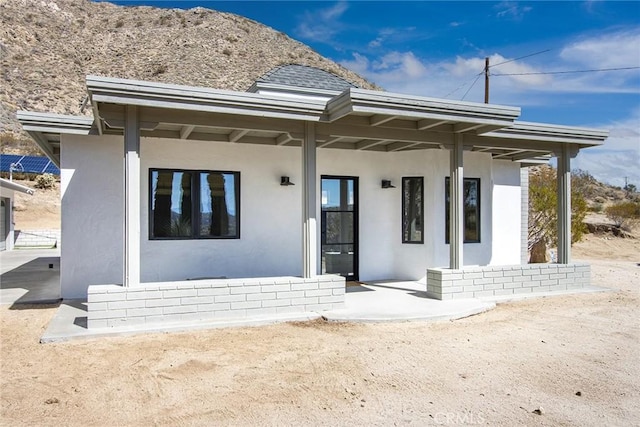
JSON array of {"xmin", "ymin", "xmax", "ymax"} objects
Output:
[
  {"xmin": 41, "ymin": 300, "xmax": 321, "ymax": 343},
  {"xmin": 322, "ymin": 281, "xmax": 496, "ymax": 322},
  {"xmin": 38, "ymin": 280, "xmax": 610, "ymax": 343}
]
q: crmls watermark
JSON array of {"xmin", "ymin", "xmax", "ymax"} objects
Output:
[{"xmin": 433, "ymin": 411, "xmax": 486, "ymax": 425}]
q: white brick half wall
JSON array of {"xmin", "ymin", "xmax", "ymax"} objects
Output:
[
  {"xmin": 426, "ymin": 263, "xmax": 591, "ymax": 300},
  {"xmin": 87, "ymin": 275, "xmax": 345, "ymax": 329}
]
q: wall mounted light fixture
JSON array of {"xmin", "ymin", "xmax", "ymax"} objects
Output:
[
  {"xmin": 281, "ymin": 176, "xmax": 295, "ymax": 186},
  {"xmin": 381, "ymin": 179, "xmax": 395, "ymax": 189}
]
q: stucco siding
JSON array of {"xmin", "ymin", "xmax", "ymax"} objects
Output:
[
  {"xmin": 140, "ymin": 138, "xmax": 303, "ymax": 282},
  {"xmin": 490, "ymin": 160, "xmax": 522, "ymax": 266},
  {"xmin": 61, "ymin": 134, "xmax": 124, "ymax": 299},
  {"xmin": 60, "ymin": 134, "xmax": 524, "ymax": 297}
]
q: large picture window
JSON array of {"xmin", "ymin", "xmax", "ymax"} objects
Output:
[
  {"xmin": 402, "ymin": 177, "xmax": 424, "ymax": 244},
  {"xmin": 150, "ymin": 169, "xmax": 240, "ymax": 239},
  {"xmin": 445, "ymin": 177, "xmax": 480, "ymax": 243}
]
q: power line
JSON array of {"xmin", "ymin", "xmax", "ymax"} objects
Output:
[
  {"xmin": 445, "ymin": 48, "xmax": 551, "ymax": 101},
  {"xmin": 489, "ymin": 49, "xmax": 551, "ymax": 69},
  {"xmin": 442, "ymin": 72, "xmax": 482, "ymax": 99},
  {"xmin": 461, "ymin": 72, "xmax": 483, "ymax": 101},
  {"xmin": 492, "ymin": 66, "xmax": 640, "ymax": 76}
]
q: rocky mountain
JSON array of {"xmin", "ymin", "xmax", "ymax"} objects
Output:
[{"xmin": 1, "ymin": 0, "xmax": 377, "ymax": 152}]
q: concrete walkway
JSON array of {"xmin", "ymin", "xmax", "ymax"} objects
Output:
[{"xmin": 0, "ymin": 248, "xmax": 60, "ymax": 304}]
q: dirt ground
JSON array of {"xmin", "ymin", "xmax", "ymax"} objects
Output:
[
  {"xmin": 1, "ymin": 236, "xmax": 638, "ymax": 426},
  {"xmin": 12, "ymin": 179, "xmax": 60, "ymax": 229}
]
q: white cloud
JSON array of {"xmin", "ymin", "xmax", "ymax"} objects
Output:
[
  {"xmin": 573, "ymin": 109, "xmax": 640, "ymax": 187},
  {"xmin": 560, "ymin": 28, "xmax": 640, "ymax": 69},
  {"xmin": 339, "ymin": 47, "xmax": 639, "ymax": 187},
  {"xmin": 295, "ymin": 2, "xmax": 348, "ymax": 43},
  {"xmin": 339, "ymin": 51, "xmax": 553, "ymax": 104},
  {"xmin": 494, "ymin": 2, "xmax": 533, "ymax": 20},
  {"xmin": 340, "ymin": 26, "xmax": 640, "ymax": 105}
]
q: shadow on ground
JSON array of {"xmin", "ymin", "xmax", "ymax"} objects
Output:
[{"xmin": 1, "ymin": 252, "xmax": 61, "ymax": 307}]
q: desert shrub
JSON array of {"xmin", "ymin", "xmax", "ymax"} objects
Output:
[
  {"xmin": 528, "ymin": 166, "xmax": 588, "ymax": 262},
  {"xmin": 605, "ymin": 201, "xmax": 640, "ymax": 231},
  {"xmin": 115, "ymin": 20, "xmax": 124, "ymax": 28},
  {"xmin": 34, "ymin": 173, "xmax": 56, "ymax": 190},
  {"xmin": 589, "ymin": 203, "xmax": 603, "ymax": 213},
  {"xmin": 152, "ymin": 64, "xmax": 167, "ymax": 76}
]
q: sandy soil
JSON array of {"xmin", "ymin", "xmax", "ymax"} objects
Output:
[
  {"xmin": 12, "ymin": 179, "xmax": 60, "ymax": 229},
  {"xmin": 1, "ymin": 234, "xmax": 638, "ymax": 426}
]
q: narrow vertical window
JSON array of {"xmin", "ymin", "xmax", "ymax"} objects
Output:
[
  {"xmin": 445, "ymin": 177, "xmax": 481, "ymax": 243},
  {"xmin": 150, "ymin": 170, "xmax": 193, "ymax": 238},
  {"xmin": 199, "ymin": 172, "xmax": 239, "ymax": 238},
  {"xmin": 402, "ymin": 177, "xmax": 424, "ymax": 244}
]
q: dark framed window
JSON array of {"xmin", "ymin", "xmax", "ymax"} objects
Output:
[
  {"xmin": 402, "ymin": 177, "xmax": 424, "ymax": 244},
  {"xmin": 149, "ymin": 169, "xmax": 240, "ymax": 240},
  {"xmin": 445, "ymin": 177, "xmax": 480, "ymax": 243}
]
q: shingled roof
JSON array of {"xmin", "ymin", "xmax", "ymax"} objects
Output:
[{"xmin": 256, "ymin": 64, "xmax": 360, "ymax": 91}]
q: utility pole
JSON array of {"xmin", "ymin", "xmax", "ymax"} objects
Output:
[{"xmin": 484, "ymin": 57, "xmax": 490, "ymax": 104}]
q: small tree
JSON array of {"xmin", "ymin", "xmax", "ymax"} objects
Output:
[
  {"xmin": 605, "ymin": 201, "xmax": 640, "ymax": 231},
  {"xmin": 528, "ymin": 166, "xmax": 588, "ymax": 262}
]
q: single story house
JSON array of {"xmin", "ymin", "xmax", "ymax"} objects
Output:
[
  {"xmin": 17, "ymin": 65, "xmax": 607, "ymax": 329},
  {"xmin": 0, "ymin": 178, "xmax": 34, "ymax": 251}
]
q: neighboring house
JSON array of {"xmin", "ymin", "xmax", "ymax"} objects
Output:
[
  {"xmin": 18, "ymin": 65, "xmax": 607, "ymax": 329},
  {"xmin": 0, "ymin": 178, "xmax": 34, "ymax": 251}
]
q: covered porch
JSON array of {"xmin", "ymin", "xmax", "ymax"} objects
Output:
[{"xmin": 19, "ymin": 74, "xmax": 607, "ymax": 329}]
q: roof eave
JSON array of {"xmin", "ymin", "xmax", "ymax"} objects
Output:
[
  {"xmin": 481, "ymin": 121, "xmax": 609, "ymax": 147},
  {"xmin": 326, "ymin": 87, "xmax": 521, "ymax": 127},
  {"xmin": 16, "ymin": 111, "xmax": 93, "ymax": 167},
  {"xmin": 86, "ymin": 75, "xmax": 327, "ymax": 124}
]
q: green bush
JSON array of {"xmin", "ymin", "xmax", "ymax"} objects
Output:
[
  {"xmin": 605, "ymin": 201, "xmax": 640, "ymax": 231},
  {"xmin": 528, "ymin": 166, "xmax": 588, "ymax": 261}
]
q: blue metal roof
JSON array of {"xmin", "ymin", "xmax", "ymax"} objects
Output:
[{"xmin": 0, "ymin": 154, "xmax": 60, "ymax": 175}]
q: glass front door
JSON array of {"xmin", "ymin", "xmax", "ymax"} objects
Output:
[{"xmin": 321, "ymin": 176, "xmax": 358, "ymax": 280}]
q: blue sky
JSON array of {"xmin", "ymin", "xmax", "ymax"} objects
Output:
[{"xmin": 109, "ymin": 1, "xmax": 639, "ymax": 187}]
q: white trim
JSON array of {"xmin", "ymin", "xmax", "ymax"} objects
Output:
[
  {"xmin": 482, "ymin": 121, "xmax": 608, "ymax": 146},
  {"xmin": 86, "ymin": 75, "xmax": 328, "ymax": 125},
  {"xmin": 0, "ymin": 178, "xmax": 35, "ymax": 195},
  {"xmin": 326, "ymin": 88, "xmax": 521, "ymax": 126}
]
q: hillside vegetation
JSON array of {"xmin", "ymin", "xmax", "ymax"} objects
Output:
[{"xmin": 1, "ymin": 0, "xmax": 377, "ymax": 153}]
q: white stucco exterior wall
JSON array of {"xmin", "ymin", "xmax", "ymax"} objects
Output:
[
  {"xmin": 490, "ymin": 160, "xmax": 523, "ymax": 265},
  {"xmin": 59, "ymin": 134, "xmax": 524, "ymax": 297},
  {"xmin": 1, "ymin": 188, "xmax": 15, "ymax": 251},
  {"xmin": 140, "ymin": 138, "xmax": 303, "ymax": 282},
  {"xmin": 61, "ymin": 134, "xmax": 124, "ymax": 298}
]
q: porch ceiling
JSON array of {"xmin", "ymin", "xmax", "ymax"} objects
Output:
[{"xmin": 16, "ymin": 76, "xmax": 608, "ymax": 164}]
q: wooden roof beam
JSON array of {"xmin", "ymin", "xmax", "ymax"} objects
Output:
[
  {"xmin": 369, "ymin": 115, "xmax": 397, "ymax": 126},
  {"xmin": 180, "ymin": 125, "xmax": 195, "ymax": 139},
  {"xmin": 356, "ymin": 139, "xmax": 392, "ymax": 150},
  {"xmin": 228, "ymin": 129, "xmax": 249, "ymax": 143}
]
